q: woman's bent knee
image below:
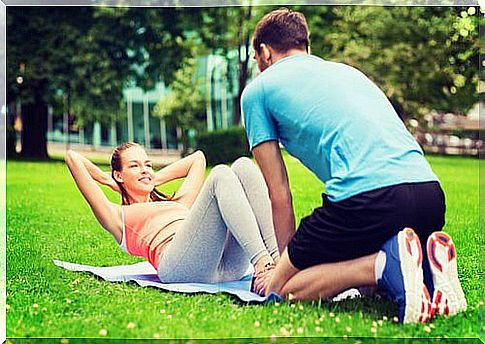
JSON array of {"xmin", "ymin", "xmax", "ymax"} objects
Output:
[
  {"xmin": 231, "ymin": 157, "xmax": 259, "ymax": 176},
  {"xmin": 204, "ymin": 165, "xmax": 240, "ymax": 191},
  {"xmin": 208, "ymin": 164, "xmax": 236, "ymax": 182},
  {"xmin": 232, "ymin": 157, "xmax": 253, "ymax": 171},
  {"xmin": 211, "ymin": 164, "xmax": 232, "ymax": 175}
]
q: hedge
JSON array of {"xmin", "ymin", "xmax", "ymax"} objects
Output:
[{"xmin": 196, "ymin": 127, "xmax": 251, "ymax": 165}]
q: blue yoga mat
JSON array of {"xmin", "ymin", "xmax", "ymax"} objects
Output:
[{"xmin": 53, "ymin": 259, "xmax": 360, "ymax": 303}]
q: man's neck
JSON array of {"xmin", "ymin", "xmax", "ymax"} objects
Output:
[{"xmin": 272, "ymin": 49, "xmax": 308, "ymax": 64}]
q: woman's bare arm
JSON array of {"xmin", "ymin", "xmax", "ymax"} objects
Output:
[
  {"xmin": 74, "ymin": 153, "xmax": 120, "ymax": 193},
  {"xmin": 153, "ymin": 151, "xmax": 207, "ymax": 207},
  {"xmin": 65, "ymin": 150, "xmax": 123, "ymax": 243}
]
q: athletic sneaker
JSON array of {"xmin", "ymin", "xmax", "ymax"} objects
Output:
[
  {"xmin": 426, "ymin": 231, "xmax": 467, "ymax": 316},
  {"xmin": 422, "ymin": 244, "xmax": 435, "ymax": 299},
  {"xmin": 377, "ymin": 227, "xmax": 433, "ymax": 323}
]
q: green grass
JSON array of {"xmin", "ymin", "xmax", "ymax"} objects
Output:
[{"xmin": 6, "ymin": 154, "xmax": 483, "ymax": 339}]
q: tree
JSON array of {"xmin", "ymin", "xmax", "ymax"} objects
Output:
[
  {"xmin": 153, "ymin": 56, "xmax": 206, "ymax": 155},
  {"xmin": 7, "ymin": 7, "xmax": 91, "ymax": 158},
  {"xmin": 480, "ymin": 10, "xmax": 485, "ymax": 104},
  {"xmin": 8, "ymin": 6, "xmax": 477, "ymax": 160},
  {"xmin": 303, "ymin": 6, "xmax": 478, "ymax": 118},
  {"xmin": 196, "ymin": 5, "xmax": 276, "ymax": 125},
  {"xmin": 195, "ymin": 5, "xmax": 477, "ymax": 125},
  {"xmin": 7, "ymin": 7, "xmax": 201, "ymax": 158}
]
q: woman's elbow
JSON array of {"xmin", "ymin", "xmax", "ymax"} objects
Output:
[
  {"xmin": 194, "ymin": 150, "xmax": 206, "ymax": 165},
  {"xmin": 65, "ymin": 149, "xmax": 75, "ymax": 164},
  {"xmin": 65, "ymin": 150, "xmax": 82, "ymax": 171},
  {"xmin": 194, "ymin": 150, "xmax": 206, "ymax": 159}
]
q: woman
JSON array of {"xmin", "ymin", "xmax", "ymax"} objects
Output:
[{"xmin": 65, "ymin": 142, "xmax": 279, "ymax": 295}]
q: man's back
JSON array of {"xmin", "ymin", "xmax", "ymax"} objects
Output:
[{"xmin": 242, "ymin": 54, "xmax": 438, "ymax": 201}]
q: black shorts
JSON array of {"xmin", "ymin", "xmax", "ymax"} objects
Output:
[{"xmin": 287, "ymin": 181, "xmax": 446, "ymax": 270}]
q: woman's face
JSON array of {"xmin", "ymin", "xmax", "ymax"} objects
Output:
[{"xmin": 114, "ymin": 146, "xmax": 155, "ymax": 201}]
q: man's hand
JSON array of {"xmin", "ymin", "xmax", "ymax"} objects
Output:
[{"xmin": 266, "ymin": 249, "xmax": 299, "ymax": 296}]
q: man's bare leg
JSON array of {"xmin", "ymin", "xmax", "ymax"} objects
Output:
[
  {"xmin": 267, "ymin": 250, "xmax": 377, "ymax": 300},
  {"xmin": 267, "ymin": 228, "xmax": 436, "ymax": 324}
]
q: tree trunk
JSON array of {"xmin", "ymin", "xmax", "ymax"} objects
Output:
[
  {"xmin": 180, "ymin": 129, "xmax": 190, "ymax": 157},
  {"xmin": 6, "ymin": 101, "xmax": 18, "ymax": 158},
  {"xmin": 234, "ymin": 49, "xmax": 250, "ymax": 126},
  {"xmin": 66, "ymin": 92, "xmax": 71, "ymax": 151},
  {"xmin": 233, "ymin": 6, "xmax": 252, "ymax": 126},
  {"xmin": 21, "ymin": 100, "xmax": 49, "ymax": 159}
]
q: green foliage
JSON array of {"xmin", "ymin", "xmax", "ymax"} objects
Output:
[
  {"xmin": 6, "ymin": 6, "xmax": 478, "ymax": 157},
  {"xmin": 195, "ymin": 6, "xmax": 279, "ymax": 125},
  {"xmin": 300, "ymin": 6, "xmax": 478, "ymax": 117},
  {"xmin": 7, "ymin": 7, "xmax": 200, "ymax": 109},
  {"xmin": 6, "ymin": 155, "xmax": 481, "ymax": 338},
  {"xmin": 153, "ymin": 56, "xmax": 206, "ymax": 130},
  {"xmin": 153, "ymin": 56, "xmax": 206, "ymax": 153},
  {"xmin": 194, "ymin": 6, "xmax": 478, "ymax": 121},
  {"xmin": 196, "ymin": 127, "xmax": 251, "ymax": 165},
  {"xmin": 6, "ymin": 7, "xmax": 202, "ymax": 155},
  {"xmin": 197, "ymin": 6, "xmax": 275, "ymax": 57}
]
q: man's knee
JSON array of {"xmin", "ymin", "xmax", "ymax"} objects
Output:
[
  {"xmin": 280, "ymin": 282, "xmax": 326, "ymax": 301},
  {"xmin": 280, "ymin": 281, "xmax": 306, "ymax": 301}
]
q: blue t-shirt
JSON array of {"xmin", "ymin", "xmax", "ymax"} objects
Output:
[{"xmin": 241, "ymin": 54, "xmax": 438, "ymax": 202}]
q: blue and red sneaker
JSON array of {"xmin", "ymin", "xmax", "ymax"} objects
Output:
[
  {"xmin": 377, "ymin": 227, "xmax": 433, "ymax": 323},
  {"xmin": 426, "ymin": 231, "xmax": 467, "ymax": 316}
]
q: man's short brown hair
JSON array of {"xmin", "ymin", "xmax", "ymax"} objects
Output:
[{"xmin": 252, "ymin": 8, "xmax": 310, "ymax": 54}]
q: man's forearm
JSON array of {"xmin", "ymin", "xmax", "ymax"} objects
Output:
[
  {"xmin": 251, "ymin": 141, "xmax": 295, "ymax": 253},
  {"xmin": 272, "ymin": 198, "xmax": 296, "ymax": 253}
]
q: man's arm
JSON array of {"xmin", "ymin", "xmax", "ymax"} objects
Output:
[{"xmin": 252, "ymin": 141, "xmax": 296, "ymax": 253}]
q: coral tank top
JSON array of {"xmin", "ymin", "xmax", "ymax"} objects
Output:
[{"xmin": 120, "ymin": 201, "xmax": 189, "ymax": 269}]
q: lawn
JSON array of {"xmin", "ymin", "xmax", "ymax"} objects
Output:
[{"xmin": 6, "ymin": 153, "xmax": 483, "ymax": 340}]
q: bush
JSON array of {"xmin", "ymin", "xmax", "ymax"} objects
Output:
[{"xmin": 196, "ymin": 127, "xmax": 251, "ymax": 165}]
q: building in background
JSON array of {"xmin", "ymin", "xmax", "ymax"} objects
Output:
[
  {"xmin": 44, "ymin": 54, "xmax": 247, "ymax": 153},
  {"xmin": 47, "ymin": 82, "xmax": 179, "ymax": 150}
]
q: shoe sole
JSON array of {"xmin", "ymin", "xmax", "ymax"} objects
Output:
[
  {"xmin": 399, "ymin": 228, "xmax": 433, "ymax": 323},
  {"xmin": 427, "ymin": 231, "xmax": 467, "ymax": 316}
]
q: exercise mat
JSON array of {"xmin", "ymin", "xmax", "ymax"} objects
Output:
[{"xmin": 53, "ymin": 259, "xmax": 360, "ymax": 303}]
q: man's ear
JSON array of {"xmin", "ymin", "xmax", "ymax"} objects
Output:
[
  {"xmin": 260, "ymin": 43, "xmax": 272, "ymax": 63},
  {"xmin": 113, "ymin": 170, "xmax": 123, "ymax": 184}
]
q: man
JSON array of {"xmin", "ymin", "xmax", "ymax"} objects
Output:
[{"xmin": 241, "ymin": 8, "xmax": 466, "ymax": 323}]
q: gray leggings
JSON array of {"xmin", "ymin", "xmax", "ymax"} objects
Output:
[{"xmin": 158, "ymin": 157, "xmax": 278, "ymax": 283}]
